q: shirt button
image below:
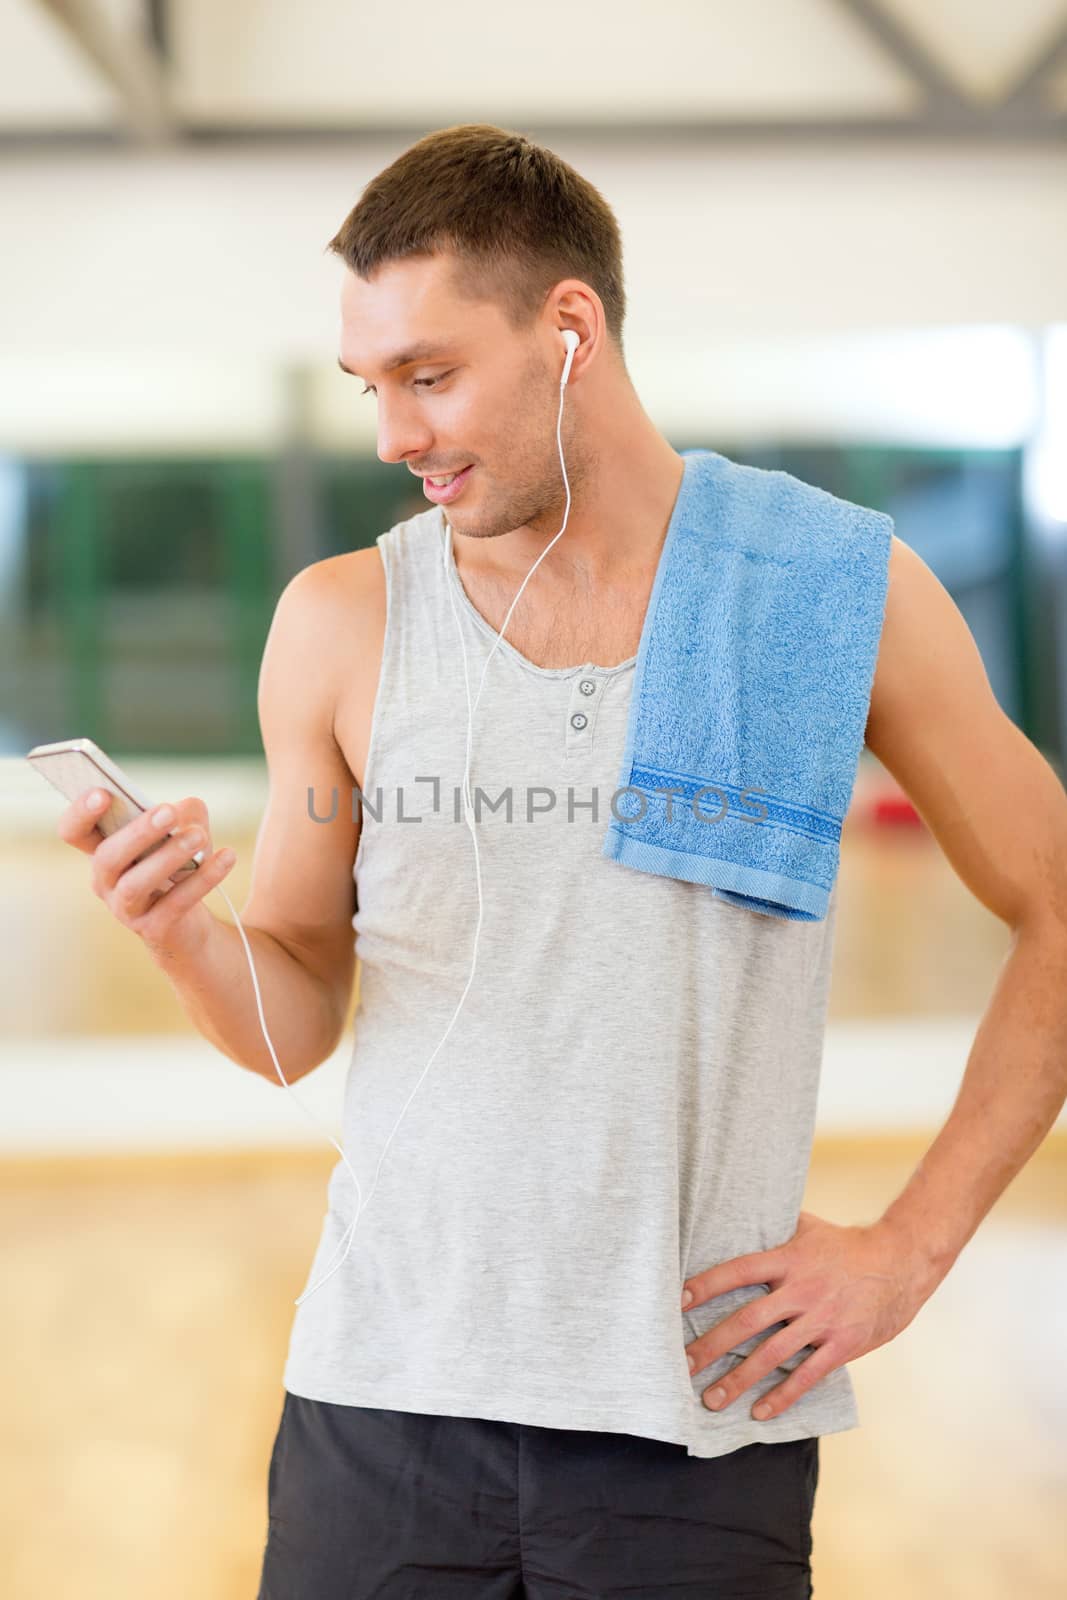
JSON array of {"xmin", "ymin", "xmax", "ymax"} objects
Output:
[
  {"xmin": 579, "ymin": 679, "xmax": 596, "ymax": 696},
  {"xmin": 570, "ymin": 712, "xmax": 588, "ymax": 730}
]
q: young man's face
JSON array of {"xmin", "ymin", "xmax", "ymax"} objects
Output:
[{"xmin": 338, "ymin": 251, "xmax": 589, "ymax": 545}]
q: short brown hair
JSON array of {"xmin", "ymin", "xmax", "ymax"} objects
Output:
[{"xmin": 326, "ymin": 123, "xmax": 627, "ymax": 358}]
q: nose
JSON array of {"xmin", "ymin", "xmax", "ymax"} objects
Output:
[{"xmin": 375, "ymin": 394, "xmax": 433, "ymax": 467}]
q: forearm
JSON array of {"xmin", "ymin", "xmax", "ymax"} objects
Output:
[
  {"xmin": 148, "ymin": 908, "xmax": 343, "ymax": 1085},
  {"xmin": 878, "ymin": 915, "xmax": 1067, "ymax": 1300}
]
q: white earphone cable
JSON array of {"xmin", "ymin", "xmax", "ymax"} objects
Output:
[{"xmin": 213, "ymin": 339, "xmax": 576, "ymax": 1307}]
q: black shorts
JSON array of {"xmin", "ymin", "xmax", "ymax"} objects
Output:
[{"xmin": 257, "ymin": 1391, "xmax": 819, "ymax": 1599}]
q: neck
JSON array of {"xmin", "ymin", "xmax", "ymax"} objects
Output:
[
  {"xmin": 451, "ymin": 416, "xmax": 686, "ymax": 590},
  {"xmin": 552, "ymin": 429, "xmax": 686, "ymax": 584}
]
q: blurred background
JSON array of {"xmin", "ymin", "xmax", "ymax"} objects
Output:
[{"xmin": 2, "ymin": 2, "xmax": 1067, "ymax": 1596}]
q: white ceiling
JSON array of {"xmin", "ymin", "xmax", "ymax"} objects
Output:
[
  {"xmin": 2, "ymin": 0, "xmax": 1065, "ymax": 136},
  {"xmin": 1, "ymin": 2, "xmax": 1064, "ymax": 453}
]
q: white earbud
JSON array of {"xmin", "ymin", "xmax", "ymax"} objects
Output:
[{"xmin": 560, "ymin": 328, "xmax": 579, "ymax": 388}]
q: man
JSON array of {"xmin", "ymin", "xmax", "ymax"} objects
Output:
[{"xmin": 61, "ymin": 124, "xmax": 1067, "ymax": 1598}]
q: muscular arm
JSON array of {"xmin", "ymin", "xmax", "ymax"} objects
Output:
[
  {"xmin": 155, "ymin": 558, "xmax": 365, "ymax": 1083},
  {"xmin": 864, "ymin": 536, "xmax": 1067, "ymax": 1289}
]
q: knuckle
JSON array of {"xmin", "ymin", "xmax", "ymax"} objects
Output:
[
  {"xmin": 761, "ymin": 1337, "xmax": 794, "ymax": 1370},
  {"xmin": 115, "ymin": 876, "xmax": 139, "ymax": 911},
  {"xmin": 59, "ymin": 812, "xmax": 92, "ymax": 848}
]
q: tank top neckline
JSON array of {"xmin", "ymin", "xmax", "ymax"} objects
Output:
[{"xmin": 437, "ymin": 509, "xmax": 638, "ymax": 681}]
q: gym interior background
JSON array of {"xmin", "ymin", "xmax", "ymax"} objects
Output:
[{"xmin": 1, "ymin": 2, "xmax": 1066, "ymax": 1596}]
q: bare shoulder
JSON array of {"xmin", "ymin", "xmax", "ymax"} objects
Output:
[
  {"xmin": 275, "ymin": 547, "xmax": 387, "ymax": 793},
  {"xmin": 282, "ymin": 545, "xmax": 385, "ymax": 632},
  {"xmin": 318, "ymin": 544, "xmax": 386, "ymax": 601},
  {"xmin": 865, "ymin": 534, "xmax": 945, "ymax": 742},
  {"xmin": 864, "ymin": 533, "xmax": 1067, "ymax": 932},
  {"xmin": 271, "ymin": 546, "xmax": 385, "ymax": 695}
]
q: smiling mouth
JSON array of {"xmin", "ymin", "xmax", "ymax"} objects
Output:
[{"xmin": 420, "ymin": 465, "xmax": 475, "ymax": 502}]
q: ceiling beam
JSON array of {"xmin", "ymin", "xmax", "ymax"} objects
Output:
[
  {"xmin": 996, "ymin": 8, "xmax": 1067, "ymax": 112},
  {"xmin": 830, "ymin": 0, "xmax": 977, "ymax": 114},
  {"xmin": 33, "ymin": 0, "xmax": 177, "ymax": 144},
  {"xmin": 10, "ymin": 2, "xmax": 1067, "ymax": 152},
  {"xmin": 144, "ymin": 0, "xmax": 170, "ymax": 62},
  {"xmin": 0, "ymin": 114, "xmax": 1065, "ymax": 156}
]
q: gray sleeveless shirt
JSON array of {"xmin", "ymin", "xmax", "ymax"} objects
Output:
[{"xmin": 282, "ymin": 504, "xmax": 860, "ymax": 1458}]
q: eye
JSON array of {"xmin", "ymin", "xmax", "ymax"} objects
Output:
[{"xmin": 360, "ymin": 370, "xmax": 454, "ymax": 397}]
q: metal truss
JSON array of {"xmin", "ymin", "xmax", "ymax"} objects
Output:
[{"xmin": 8, "ymin": 0, "xmax": 1067, "ymax": 151}]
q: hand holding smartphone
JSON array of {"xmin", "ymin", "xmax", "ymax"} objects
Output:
[{"xmin": 26, "ymin": 737, "xmax": 237, "ymax": 944}]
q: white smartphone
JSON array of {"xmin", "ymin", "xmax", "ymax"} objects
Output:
[{"xmin": 25, "ymin": 737, "xmax": 205, "ymax": 882}]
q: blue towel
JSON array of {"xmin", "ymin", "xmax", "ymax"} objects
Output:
[{"xmin": 602, "ymin": 448, "xmax": 893, "ymax": 921}]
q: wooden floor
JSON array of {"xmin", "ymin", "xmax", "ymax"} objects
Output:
[
  {"xmin": 2, "ymin": 1139, "xmax": 1065, "ymax": 1599},
  {"xmin": 3, "ymin": 766, "xmax": 1066, "ymax": 1597}
]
